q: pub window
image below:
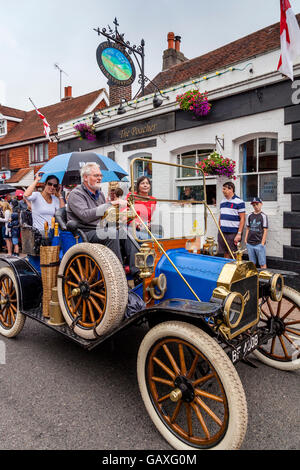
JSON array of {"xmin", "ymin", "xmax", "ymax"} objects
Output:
[
  {"xmin": 0, "ymin": 119, "xmax": 7, "ymax": 136},
  {"xmin": 107, "ymin": 151, "xmax": 115, "ymax": 161},
  {"xmin": 177, "ymin": 149, "xmax": 212, "ymax": 178},
  {"xmin": 239, "ymin": 137, "xmax": 278, "ymax": 201},
  {"xmin": 133, "ymin": 156, "xmax": 152, "ymax": 186},
  {"xmin": 30, "ymin": 143, "xmax": 49, "ymax": 164},
  {"xmin": 176, "ymin": 148, "xmax": 216, "ymax": 204},
  {"xmin": 0, "ymin": 151, "xmax": 9, "ymax": 169}
]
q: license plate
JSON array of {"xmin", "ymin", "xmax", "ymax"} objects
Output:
[{"xmin": 231, "ymin": 333, "xmax": 259, "ymax": 364}]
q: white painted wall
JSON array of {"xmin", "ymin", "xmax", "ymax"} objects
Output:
[
  {"xmin": 91, "ymin": 107, "xmax": 291, "ymax": 258},
  {"xmin": 57, "ymin": 46, "xmax": 297, "ymax": 259}
]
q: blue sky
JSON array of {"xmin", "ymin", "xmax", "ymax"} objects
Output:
[{"xmin": 1, "ymin": 0, "xmax": 300, "ymax": 110}]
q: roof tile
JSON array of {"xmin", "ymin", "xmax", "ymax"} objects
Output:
[
  {"xmin": 6, "ymin": 168, "xmax": 31, "ymax": 183},
  {"xmin": 145, "ymin": 15, "xmax": 300, "ymax": 93},
  {"xmin": 0, "ymin": 89, "xmax": 106, "ymax": 146}
]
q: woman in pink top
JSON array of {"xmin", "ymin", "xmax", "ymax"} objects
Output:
[{"xmin": 126, "ymin": 176, "xmax": 157, "ymax": 239}]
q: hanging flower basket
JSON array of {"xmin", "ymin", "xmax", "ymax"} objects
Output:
[
  {"xmin": 74, "ymin": 123, "xmax": 96, "ymax": 141},
  {"xmin": 197, "ymin": 151, "xmax": 236, "ymax": 179},
  {"xmin": 176, "ymin": 89, "xmax": 211, "ymax": 118}
]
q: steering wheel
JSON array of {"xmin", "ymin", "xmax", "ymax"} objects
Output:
[{"xmin": 101, "ymin": 205, "xmax": 136, "ymax": 225}]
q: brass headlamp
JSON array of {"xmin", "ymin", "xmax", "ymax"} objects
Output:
[
  {"xmin": 202, "ymin": 236, "xmax": 218, "ymax": 256},
  {"xmin": 224, "ymin": 292, "xmax": 245, "ymax": 328},
  {"xmin": 135, "ymin": 243, "xmax": 156, "ymax": 278},
  {"xmin": 259, "ymin": 271, "xmax": 284, "ymax": 302},
  {"xmin": 212, "ymin": 286, "xmax": 245, "ymax": 329}
]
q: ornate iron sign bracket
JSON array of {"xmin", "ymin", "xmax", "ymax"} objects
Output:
[{"xmin": 94, "ymin": 17, "xmax": 146, "ymax": 97}]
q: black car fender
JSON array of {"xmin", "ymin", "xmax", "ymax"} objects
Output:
[
  {"xmin": 0, "ymin": 255, "xmax": 42, "ymax": 311},
  {"xmin": 140, "ymin": 298, "xmax": 221, "ymax": 333}
]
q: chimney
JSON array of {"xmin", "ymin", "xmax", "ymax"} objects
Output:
[
  {"xmin": 168, "ymin": 32, "xmax": 175, "ymax": 49},
  {"xmin": 109, "ymin": 84, "xmax": 132, "ymax": 107},
  {"xmin": 61, "ymin": 86, "xmax": 72, "ymax": 101},
  {"xmin": 175, "ymin": 36, "xmax": 181, "ymax": 52},
  {"xmin": 162, "ymin": 32, "xmax": 188, "ymax": 71}
]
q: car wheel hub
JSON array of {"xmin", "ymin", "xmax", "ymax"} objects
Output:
[
  {"xmin": 171, "ymin": 375, "xmax": 195, "ymax": 403},
  {"xmin": 79, "ymin": 281, "xmax": 90, "ymax": 299}
]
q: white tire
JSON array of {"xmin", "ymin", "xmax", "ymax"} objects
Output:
[
  {"xmin": 57, "ymin": 243, "xmax": 128, "ymax": 340},
  {"xmin": 137, "ymin": 321, "xmax": 248, "ymax": 450},
  {"xmin": 253, "ymin": 286, "xmax": 300, "ymax": 370},
  {"xmin": 0, "ymin": 267, "xmax": 26, "ymax": 338}
]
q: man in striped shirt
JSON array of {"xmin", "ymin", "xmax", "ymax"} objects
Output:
[{"xmin": 218, "ymin": 181, "xmax": 245, "ymax": 258}]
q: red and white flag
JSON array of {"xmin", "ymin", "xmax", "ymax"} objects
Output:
[
  {"xmin": 277, "ymin": 0, "xmax": 300, "ymax": 80},
  {"xmin": 36, "ymin": 109, "xmax": 51, "ymax": 140},
  {"xmin": 29, "ymin": 97, "xmax": 52, "ymax": 141}
]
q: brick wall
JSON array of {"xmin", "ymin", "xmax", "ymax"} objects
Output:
[
  {"xmin": 6, "ymin": 121, "xmax": 19, "ymax": 133},
  {"xmin": 95, "ymin": 99, "xmax": 107, "ymax": 110},
  {"xmin": 109, "ymin": 85, "xmax": 132, "ymax": 107},
  {"xmin": 9, "ymin": 145, "xmax": 30, "ymax": 169},
  {"xmin": 8, "ymin": 140, "xmax": 57, "ymax": 172},
  {"xmin": 31, "ymin": 141, "xmax": 58, "ymax": 175},
  {"xmin": 48, "ymin": 141, "xmax": 58, "ymax": 160}
]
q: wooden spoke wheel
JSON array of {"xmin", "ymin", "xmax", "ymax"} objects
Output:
[
  {"xmin": 137, "ymin": 321, "xmax": 248, "ymax": 450},
  {"xmin": 0, "ymin": 267, "xmax": 25, "ymax": 338},
  {"xmin": 253, "ymin": 286, "xmax": 300, "ymax": 370},
  {"xmin": 57, "ymin": 243, "xmax": 128, "ymax": 340},
  {"xmin": 63, "ymin": 254, "xmax": 107, "ymax": 329}
]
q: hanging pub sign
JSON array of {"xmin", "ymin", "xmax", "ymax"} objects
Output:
[{"xmin": 96, "ymin": 41, "xmax": 136, "ymax": 86}]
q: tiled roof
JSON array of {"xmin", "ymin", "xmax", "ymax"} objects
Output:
[
  {"xmin": 0, "ymin": 105, "xmax": 27, "ymax": 120},
  {"xmin": 144, "ymin": 14, "xmax": 300, "ymax": 94},
  {"xmin": 6, "ymin": 168, "xmax": 32, "ymax": 183},
  {"xmin": 0, "ymin": 89, "xmax": 106, "ymax": 146}
]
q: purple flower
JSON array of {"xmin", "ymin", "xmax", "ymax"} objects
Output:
[{"xmin": 74, "ymin": 123, "xmax": 96, "ymax": 141}]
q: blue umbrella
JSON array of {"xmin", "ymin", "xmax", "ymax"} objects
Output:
[{"xmin": 39, "ymin": 151, "xmax": 128, "ymax": 185}]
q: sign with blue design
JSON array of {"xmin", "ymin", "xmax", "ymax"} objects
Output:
[{"xmin": 96, "ymin": 41, "xmax": 136, "ymax": 86}]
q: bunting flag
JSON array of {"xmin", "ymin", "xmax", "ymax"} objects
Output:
[
  {"xmin": 29, "ymin": 97, "xmax": 52, "ymax": 141},
  {"xmin": 277, "ymin": 0, "xmax": 300, "ymax": 80}
]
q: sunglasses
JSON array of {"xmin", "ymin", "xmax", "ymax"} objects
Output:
[{"xmin": 47, "ymin": 182, "xmax": 58, "ymax": 188}]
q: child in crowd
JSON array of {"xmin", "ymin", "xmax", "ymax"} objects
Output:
[
  {"xmin": 107, "ymin": 182, "xmax": 123, "ymax": 201},
  {"xmin": 245, "ymin": 197, "xmax": 268, "ymax": 269},
  {"xmin": 8, "ymin": 200, "xmax": 20, "ymax": 256},
  {"xmin": 115, "ymin": 188, "xmax": 124, "ymax": 199},
  {"xmin": 0, "ymin": 201, "xmax": 12, "ymax": 255}
]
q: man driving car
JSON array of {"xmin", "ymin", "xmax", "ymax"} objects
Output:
[{"xmin": 66, "ymin": 162, "xmax": 140, "ymax": 278}]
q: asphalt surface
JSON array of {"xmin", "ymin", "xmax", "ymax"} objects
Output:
[{"xmin": 0, "ymin": 317, "xmax": 299, "ymax": 451}]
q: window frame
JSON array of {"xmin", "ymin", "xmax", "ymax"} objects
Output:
[
  {"xmin": 176, "ymin": 148, "xmax": 214, "ymax": 180},
  {"xmin": 0, "ymin": 150, "xmax": 9, "ymax": 169},
  {"xmin": 0, "ymin": 119, "xmax": 7, "ymax": 136},
  {"xmin": 128, "ymin": 152, "xmax": 153, "ymax": 189},
  {"xmin": 29, "ymin": 142, "xmax": 49, "ymax": 164},
  {"xmin": 238, "ymin": 136, "xmax": 278, "ymax": 202},
  {"xmin": 175, "ymin": 147, "xmax": 216, "ymax": 205}
]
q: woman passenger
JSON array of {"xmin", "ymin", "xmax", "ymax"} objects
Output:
[
  {"xmin": 24, "ymin": 173, "xmax": 65, "ymax": 233},
  {"xmin": 126, "ymin": 176, "xmax": 157, "ymax": 239}
]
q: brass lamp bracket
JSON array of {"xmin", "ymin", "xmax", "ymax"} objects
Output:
[{"xmin": 135, "ymin": 243, "xmax": 156, "ymax": 278}]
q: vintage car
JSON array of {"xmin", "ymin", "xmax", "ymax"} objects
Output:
[{"xmin": 0, "ymin": 158, "xmax": 299, "ymax": 451}]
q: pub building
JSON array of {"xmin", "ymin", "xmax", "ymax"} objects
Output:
[{"xmin": 57, "ymin": 21, "xmax": 300, "ymax": 287}]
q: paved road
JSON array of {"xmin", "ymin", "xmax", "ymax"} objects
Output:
[{"xmin": 0, "ymin": 317, "xmax": 299, "ymax": 451}]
